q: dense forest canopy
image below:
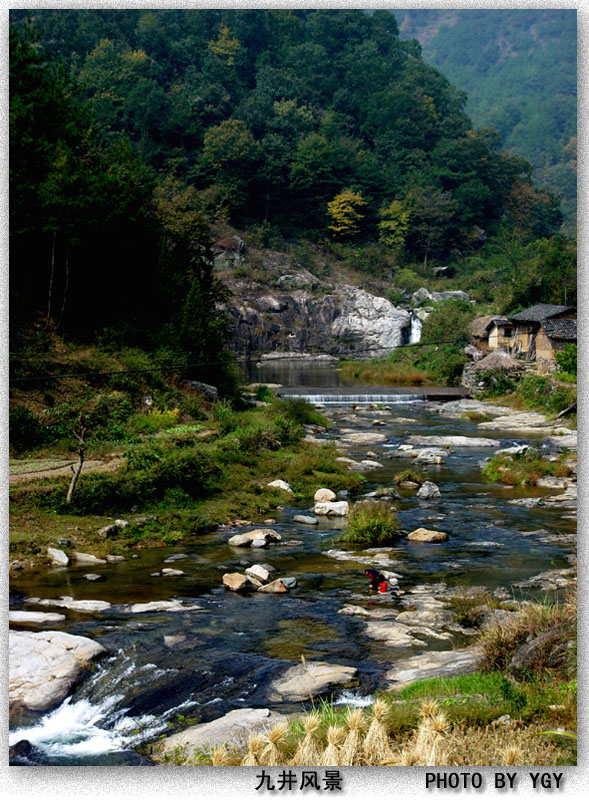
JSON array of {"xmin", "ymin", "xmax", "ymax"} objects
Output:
[
  {"xmin": 9, "ymin": 8, "xmax": 574, "ymax": 366},
  {"xmin": 392, "ymin": 9, "xmax": 577, "ymax": 233}
]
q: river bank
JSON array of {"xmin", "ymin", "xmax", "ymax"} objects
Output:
[{"xmin": 9, "ymin": 386, "xmax": 577, "ymax": 766}]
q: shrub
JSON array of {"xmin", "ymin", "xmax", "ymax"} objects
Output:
[
  {"xmin": 271, "ymin": 398, "xmax": 328, "ymax": 428},
  {"xmin": 555, "ymin": 343, "xmax": 577, "ymax": 375},
  {"xmin": 255, "ymin": 384, "xmax": 275, "ymax": 402},
  {"xmin": 393, "ymin": 468, "xmax": 425, "ymax": 485},
  {"xmin": 339, "ymin": 501, "xmax": 399, "ymax": 545},
  {"xmin": 211, "ymin": 399, "xmax": 237, "ymax": 435},
  {"xmin": 516, "ymin": 375, "xmax": 576, "ymax": 415},
  {"xmin": 128, "ymin": 408, "xmax": 180, "ymax": 435},
  {"xmin": 9, "ymin": 406, "xmax": 47, "ymax": 453}
]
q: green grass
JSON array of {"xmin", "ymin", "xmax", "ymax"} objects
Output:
[
  {"xmin": 482, "ymin": 449, "xmax": 573, "ymax": 486},
  {"xmin": 338, "ymin": 501, "xmax": 399, "ymax": 545}
]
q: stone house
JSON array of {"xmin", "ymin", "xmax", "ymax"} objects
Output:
[
  {"xmin": 508, "ymin": 304, "xmax": 576, "ymax": 363},
  {"xmin": 468, "ymin": 315, "xmax": 513, "ymax": 353}
]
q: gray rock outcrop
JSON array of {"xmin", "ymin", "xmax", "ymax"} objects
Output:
[
  {"xmin": 157, "ymin": 708, "xmax": 286, "ymax": 759},
  {"xmin": 9, "ymin": 630, "xmax": 106, "ymax": 712},
  {"xmin": 268, "ymin": 661, "xmax": 358, "ymax": 702}
]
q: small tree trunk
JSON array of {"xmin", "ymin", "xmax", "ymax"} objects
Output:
[
  {"xmin": 46, "ymin": 231, "xmax": 56, "ymax": 329},
  {"xmin": 65, "ymin": 416, "xmax": 86, "ymax": 505},
  {"xmin": 60, "ymin": 244, "xmax": 69, "ymax": 323}
]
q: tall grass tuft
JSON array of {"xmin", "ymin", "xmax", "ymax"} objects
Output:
[{"xmin": 339, "ymin": 501, "xmax": 399, "ymax": 546}]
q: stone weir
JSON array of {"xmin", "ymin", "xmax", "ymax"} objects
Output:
[{"xmin": 279, "ymin": 386, "xmax": 470, "ymax": 404}]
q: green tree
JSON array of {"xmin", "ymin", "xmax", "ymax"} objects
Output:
[
  {"xmin": 153, "ymin": 177, "xmax": 236, "ymax": 395},
  {"xmin": 378, "ymin": 199, "xmax": 410, "ymax": 249}
]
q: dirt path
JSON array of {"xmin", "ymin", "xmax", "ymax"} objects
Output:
[{"xmin": 9, "ymin": 457, "xmax": 125, "ymax": 485}]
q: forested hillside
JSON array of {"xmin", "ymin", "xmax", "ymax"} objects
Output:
[
  {"xmin": 10, "ymin": 9, "xmax": 574, "ymax": 370},
  {"xmin": 392, "ymin": 9, "xmax": 577, "ymax": 233}
]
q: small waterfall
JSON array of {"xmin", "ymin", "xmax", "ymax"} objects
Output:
[
  {"xmin": 410, "ymin": 312, "xmax": 423, "ymax": 344},
  {"xmin": 283, "ymin": 393, "xmax": 426, "ymax": 405},
  {"xmin": 8, "ymin": 650, "xmax": 196, "ymax": 763}
]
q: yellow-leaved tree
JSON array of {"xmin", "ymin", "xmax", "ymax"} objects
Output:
[{"xmin": 327, "ymin": 189, "xmax": 367, "ymax": 238}]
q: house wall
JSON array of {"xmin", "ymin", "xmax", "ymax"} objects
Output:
[
  {"xmin": 489, "ymin": 326, "xmax": 514, "ymax": 351},
  {"xmin": 512, "ymin": 326, "xmax": 534, "ymax": 354},
  {"xmin": 536, "ymin": 328, "xmax": 555, "ymax": 361}
]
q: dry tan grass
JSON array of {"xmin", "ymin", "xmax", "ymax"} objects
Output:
[
  {"xmin": 259, "ymin": 721, "xmax": 289, "ymax": 766},
  {"xmin": 241, "ymin": 734, "xmax": 265, "ymax": 766},
  {"xmin": 320, "ymin": 725, "xmax": 346, "ymax": 766},
  {"xmin": 341, "ymin": 708, "xmax": 365, "ymax": 766},
  {"xmin": 289, "ymin": 713, "xmax": 322, "ymax": 766},
  {"xmin": 363, "ymin": 698, "xmax": 393, "ymax": 764}
]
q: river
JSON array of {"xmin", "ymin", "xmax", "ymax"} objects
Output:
[{"xmin": 8, "ymin": 364, "xmax": 576, "ymax": 765}]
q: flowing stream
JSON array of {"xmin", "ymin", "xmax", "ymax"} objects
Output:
[{"xmin": 9, "ymin": 364, "xmax": 576, "ymax": 765}]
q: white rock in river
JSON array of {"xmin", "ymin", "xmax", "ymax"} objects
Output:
[
  {"xmin": 72, "ymin": 551, "xmax": 107, "ymax": 565},
  {"xmin": 245, "ymin": 564, "xmax": 273, "ymax": 583},
  {"xmin": 9, "ymin": 610, "xmax": 66, "ymax": 625},
  {"xmin": 294, "ymin": 514, "xmax": 319, "ymax": 525},
  {"xmin": 339, "ymin": 431, "xmax": 388, "ymax": 445},
  {"xmin": 128, "ymin": 600, "xmax": 204, "ymax": 613},
  {"xmin": 416, "ymin": 481, "xmax": 441, "ymax": 500},
  {"xmin": 406, "ymin": 435, "xmax": 497, "ymax": 447},
  {"xmin": 47, "ymin": 547, "xmax": 69, "ymax": 567},
  {"xmin": 314, "ymin": 488, "xmax": 336, "ymax": 503},
  {"xmin": 314, "ymin": 500, "xmax": 349, "ymax": 517},
  {"xmin": 26, "ymin": 595, "xmax": 111, "ymax": 613},
  {"xmin": 268, "ymin": 660, "xmax": 358, "ymax": 702},
  {"xmin": 9, "ymin": 629, "xmax": 106, "ymax": 712}
]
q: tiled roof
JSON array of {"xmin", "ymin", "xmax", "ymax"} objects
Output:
[
  {"xmin": 509, "ymin": 304, "xmax": 575, "ymax": 323},
  {"xmin": 543, "ymin": 318, "xmax": 577, "ymax": 341}
]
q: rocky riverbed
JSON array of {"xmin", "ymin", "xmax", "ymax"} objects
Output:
[{"xmin": 8, "ymin": 395, "xmax": 576, "ymax": 765}]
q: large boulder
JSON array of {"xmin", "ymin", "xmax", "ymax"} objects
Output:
[
  {"xmin": 156, "ymin": 708, "xmax": 286, "ymax": 759},
  {"xmin": 9, "ymin": 630, "xmax": 106, "ymax": 712},
  {"xmin": 385, "ymin": 646, "xmax": 482, "ymax": 688},
  {"xmin": 407, "ymin": 435, "xmax": 497, "ymax": 447},
  {"xmin": 9, "ymin": 611, "xmax": 66, "ymax": 625},
  {"xmin": 314, "ymin": 501, "xmax": 349, "ymax": 517},
  {"xmin": 222, "ymin": 573, "xmax": 250, "ymax": 592},
  {"xmin": 26, "ymin": 596, "xmax": 111, "ymax": 613},
  {"xmin": 416, "ymin": 481, "xmax": 441, "ymax": 500},
  {"xmin": 228, "ymin": 529, "xmax": 281, "ymax": 547},
  {"xmin": 268, "ymin": 661, "xmax": 359, "ymax": 702},
  {"xmin": 257, "ymin": 579, "xmax": 289, "ymax": 594},
  {"xmin": 47, "ymin": 547, "xmax": 69, "ymax": 567},
  {"xmin": 314, "ymin": 488, "xmax": 336, "ymax": 503},
  {"xmin": 330, "ymin": 286, "xmax": 411, "ymax": 354},
  {"xmin": 407, "ymin": 528, "xmax": 448, "ymax": 543},
  {"xmin": 508, "ymin": 626, "xmax": 570, "ymax": 678}
]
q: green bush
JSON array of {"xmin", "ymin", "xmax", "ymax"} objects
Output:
[
  {"xmin": 555, "ymin": 343, "xmax": 577, "ymax": 375},
  {"xmin": 516, "ymin": 374, "xmax": 576, "ymax": 415},
  {"xmin": 212, "ymin": 399, "xmax": 237, "ymax": 435},
  {"xmin": 271, "ymin": 398, "xmax": 328, "ymax": 428},
  {"xmin": 339, "ymin": 501, "xmax": 399, "ymax": 545},
  {"xmin": 9, "ymin": 406, "xmax": 47, "ymax": 453}
]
